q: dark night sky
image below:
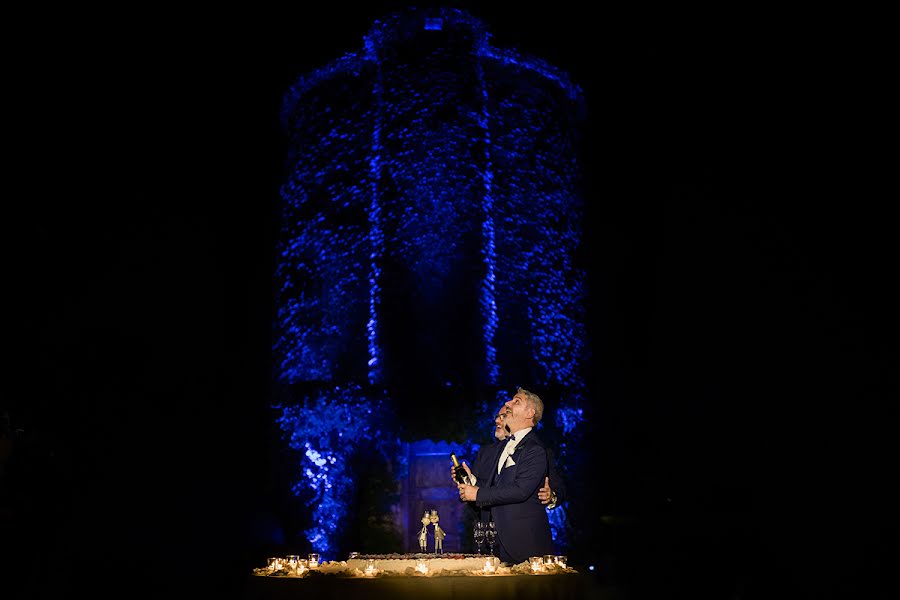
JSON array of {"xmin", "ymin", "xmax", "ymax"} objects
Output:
[{"xmin": 6, "ymin": 4, "xmax": 896, "ymax": 598}]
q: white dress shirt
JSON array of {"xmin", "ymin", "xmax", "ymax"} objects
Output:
[{"xmin": 497, "ymin": 426, "xmax": 532, "ymax": 473}]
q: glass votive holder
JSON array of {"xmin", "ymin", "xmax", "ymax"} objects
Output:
[
  {"xmin": 555, "ymin": 555, "xmax": 568, "ymax": 569},
  {"xmin": 365, "ymin": 559, "xmax": 377, "ymax": 576},
  {"xmin": 285, "ymin": 555, "xmax": 299, "ymax": 572},
  {"xmin": 415, "ymin": 559, "xmax": 429, "ymax": 574},
  {"xmin": 483, "ymin": 556, "xmax": 499, "ymax": 573},
  {"xmin": 267, "ymin": 557, "xmax": 279, "ymax": 571},
  {"xmin": 297, "ymin": 559, "xmax": 308, "ymax": 574},
  {"xmin": 543, "ymin": 554, "xmax": 555, "ymax": 567},
  {"xmin": 529, "ymin": 556, "xmax": 542, "ymax": 572},
  {"xmin": 349, "ymin": 552, "xmax": 360, "ymax": 559},
  {"xmin": 308, "ymin": 553, "xmax": 320, "ymax": 568}
]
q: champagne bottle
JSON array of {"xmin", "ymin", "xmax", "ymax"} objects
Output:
[{"xmin": 450, "ymin": 453, "xmax": 470, "ymax": 485}]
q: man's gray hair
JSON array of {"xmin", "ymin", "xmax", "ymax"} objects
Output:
[{"xmin": 517, "ymin": 387, "xmax": 544, "ymax": 426}]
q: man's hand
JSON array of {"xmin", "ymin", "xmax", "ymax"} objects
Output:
[
  {"xmin": 450, "ymin": 461, "xmax": 475, "ymax": 485},
  {"xmin": 460, "ymin": 461, "xmax": 473, "ymax": 482},
  {"xmin": 458, "ymin": 483, "xmax": 479, "ymax": 502},
  {"xmin": 538, "ymin": 477, "xmax": 554, "ymax": 504}
]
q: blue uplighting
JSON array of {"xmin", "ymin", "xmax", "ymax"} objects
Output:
[
  {"xmin": 366, "ymin": 37, "xmax": 385, "ymax": 385},
  {"xmin": 556, "ymin": 405, "xmax": 584, "ymax": 436},
  {"xmin": 274, "ymin": 384, "xmax": 400, "ymax": 559},
  {"xmin": 547, "ymin": 503, "xmax": 569, "ymax": 551}
]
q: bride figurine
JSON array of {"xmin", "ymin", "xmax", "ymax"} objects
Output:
[{"xmin": 418, "ymin": 512, "xmax": 430, "ymax": 553}]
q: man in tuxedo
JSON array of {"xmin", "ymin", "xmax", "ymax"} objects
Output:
[{"xmin": 457, "ymin": 388, "xmax": 554, "ymax": 565}]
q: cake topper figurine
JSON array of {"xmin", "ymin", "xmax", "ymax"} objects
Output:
[
  {"xmin": 418, "ymin": 511, "xmax": 430, "ymax": 552},
  {"xmin": 430, "ymin": 509, "xmax": 445, "ymax": 555}
]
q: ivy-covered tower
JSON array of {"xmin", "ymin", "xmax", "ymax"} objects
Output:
[{"xmin": 273, "ymin": 7, "xmax": 587, "ymax": 558}]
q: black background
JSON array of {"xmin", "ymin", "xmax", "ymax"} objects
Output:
[{"xmin": 5, "ymin": 3, "xmax": 896, "ymax": 599}]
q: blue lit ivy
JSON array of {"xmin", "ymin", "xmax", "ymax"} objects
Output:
[
  {"xmin": 548, "ymin": 504, "xmax": 569, "ymax": 551},
  {"xmin": 276, "ymin": 6, "xmax": 588, "ymax": 552},
  {"xmin": 274, "ymin": 385, "xmax": 402, "ymax": 559},
  {"xmin": 555, "ymin": 405, "xmax": 584, "ymax": 437}
]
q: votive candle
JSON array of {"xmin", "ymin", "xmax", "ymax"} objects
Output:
[{"xmin": 286, "ymin": 555, "xmax": 299, "ymax": 572}]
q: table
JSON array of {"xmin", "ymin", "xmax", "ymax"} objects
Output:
[{"xmin": 245, "ymin": 572, "xmax": 601, "ymax": 600}]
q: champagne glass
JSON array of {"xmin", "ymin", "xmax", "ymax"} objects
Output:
[
  {"xmin": 473, "ymin": 521, "xmax": 486, "ymax": 554},
  {"xmin": 485, "ymin": 521, "xmax": 497, "ymax": 555}
]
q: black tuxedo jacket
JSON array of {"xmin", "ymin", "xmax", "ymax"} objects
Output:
[
  {"xmin": 474, "ymin": 429, "xmax": 553, "ymax": 564},
  {"xmin": 470, "ymin": 437, "xmax": 566, "ymax": 503}
]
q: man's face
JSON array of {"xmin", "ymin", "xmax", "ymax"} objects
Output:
[
  {"xmin": 503, "ymin": 392, "xmax": 534, "ymax": 431},
  {"xmin": 493, "ymin": 411, "xmax": 508, "ymax": 440}
]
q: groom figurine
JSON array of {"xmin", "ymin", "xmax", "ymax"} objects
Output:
[{"xmin": 431, "ymin": 510, "xmax": 446, "ymax": 554}]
